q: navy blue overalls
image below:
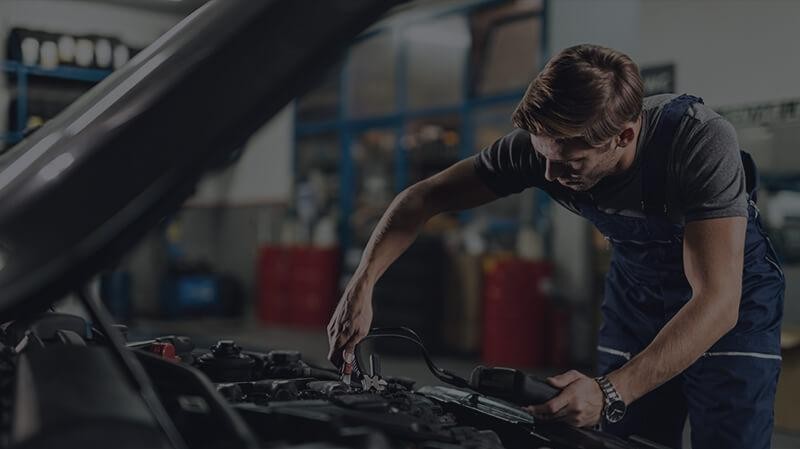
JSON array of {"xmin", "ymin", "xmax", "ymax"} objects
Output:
[{"xmin": 575, "ymin": 95, "xmax": 783, "ymax": 449}]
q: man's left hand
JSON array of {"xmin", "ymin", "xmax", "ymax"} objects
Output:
[{"xmin": 525, "ymin": 370, "xmax": 604, "ymax": 428}]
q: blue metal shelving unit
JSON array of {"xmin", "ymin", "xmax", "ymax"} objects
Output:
[
  {"xmin": 295, "ymin": 0, "xmax": 551, "ymax": 253},
  {"xmin": 1, "ymin": 60, "xmax": 111, "ymax": 145}
]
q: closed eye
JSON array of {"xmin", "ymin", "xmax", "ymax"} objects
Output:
[{"xmin": 533, "ymin": 148, "xmax": 585, "ymax": 165}]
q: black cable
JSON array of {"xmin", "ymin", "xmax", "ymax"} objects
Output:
[
  {"xmin": 78, "ymin": 286, "xmax": 188, "ymax": 449},
  {"xmin": 354, "ymin": 327, "xmax": 471, "ymax": 389},
  {"xmin": 306, "ymin": 368, "xmax": 341, "ymax": 381}
]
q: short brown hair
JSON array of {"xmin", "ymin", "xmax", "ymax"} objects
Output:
[{"xmin": 511, "ymin": 44, "xmax": 644, "ymax": 146}]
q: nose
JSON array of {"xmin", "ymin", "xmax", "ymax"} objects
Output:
[{"xmin": 544, "ymin": 159, "xmax": 565, "ymax": 182}]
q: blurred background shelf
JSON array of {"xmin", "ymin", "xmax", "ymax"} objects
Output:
[
  {"xmin": 2, "ymin": 60, "xmax": 111, "ymax": 81},
  {"xmin": 1, "ymin": 60, "xmax": 112, "ymax": 146}
]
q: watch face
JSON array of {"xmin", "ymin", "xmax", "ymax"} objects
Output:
[{"xmin": 605, "ymin": 400, "xmax": 626, "ymax": 423}]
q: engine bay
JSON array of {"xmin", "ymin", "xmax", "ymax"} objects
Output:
[{"xmin": 0, "ymin": 312, "xmax": 672, "ymax": 449}]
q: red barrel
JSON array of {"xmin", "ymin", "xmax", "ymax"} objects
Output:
[
  {"xmin": 544, "ymin": 303, "xmax": 571, "ymax": 369},
  {"xmin": 287, "ymin": 246, "xmax": 340, "ymax": 328},
  {"xmin": 257, "ymin": 246, "xmax": 292, "ymax": 324},
  {"xmin": 481, "ymin": 257, "xmax": 553, "ymax": 369}
]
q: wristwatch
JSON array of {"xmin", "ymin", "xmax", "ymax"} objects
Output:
[{"xmin": 594, "ymin": 376, "xmax": 626, "ymax": 424}]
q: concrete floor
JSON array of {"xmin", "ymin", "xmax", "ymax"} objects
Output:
[{"xmin": 129, "ymin": 318, "xmax": 800, "ymax": 449}]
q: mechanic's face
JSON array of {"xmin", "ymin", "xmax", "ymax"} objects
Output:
[{"xmin": 529, "ymin": 123, "xmax": 638, "ymax": 191}]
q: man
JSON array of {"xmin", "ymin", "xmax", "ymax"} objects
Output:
[{"xmin": 327, "ymin": 44, "xmax": 783, "ymax": 449}]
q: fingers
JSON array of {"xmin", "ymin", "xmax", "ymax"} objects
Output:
[
  {"xmin": 551, "ymin": 411, "xmax": 581, "ymax": 427},
  {"xmin": 527, "ymin": 397, "xmax": 588, "ymax": 427},
  {"xmin": 343, "ymin": 324, "xmax": 368, "ymax": 352},
  {"xmin": 552, "ymin": 407, "xmax": 598, "ymax": 428},
  {"xmin": 329, "ymin": 335, "xmax": 365, "ymax": 368},
  {"xmin": 327, "ymin": 346, "xmax": 343, "ymax": 367},
  {"xmin": 525, "ymin": 404, "xmax": 571, "ymax": 422},
  {"xmin": 327, "ymin": 318, "xmax": 367, "ymax": 367},
  {"xmin": 527, "ymin": 370, "xmax": 582, "ymax": 416},
  {"xmin": 326, "ymin": 285, "xmax": 373, "ymax": 367},
  {"xmin": 546, "ymin": 369, "xmax": 584, "ymax": 388},
  {"xmin": 326, "ymin": 320, "xmax": 347, "ymax": 367},
  {"xmin": 525, "ymin": 375, "xmax": 603, "ymax": 428},
  {"xmin": 327, "ymin": 329, "xmax": 350, "ymax": 367},
  {"xmin": 529, "ymin": 391, "xmax": 569, "ymax": 418}
]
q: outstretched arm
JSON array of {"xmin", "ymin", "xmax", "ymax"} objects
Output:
[{"xmin": 327, "ymin": 158, "xmax": 499, "ymax": 366}]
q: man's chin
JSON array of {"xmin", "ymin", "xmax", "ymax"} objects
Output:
[{"xmin": 559, "ymin": 179, "xmax": 593, "ymax": 191}]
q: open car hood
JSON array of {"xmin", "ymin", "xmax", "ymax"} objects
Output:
[{"xmin": 0, "ymin": 0, "xmax": 405, "ymax": 318}]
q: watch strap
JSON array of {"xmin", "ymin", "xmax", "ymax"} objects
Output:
[{"xmin": 594, "ymin": 375, "xmax": 622, "ymax": 404}]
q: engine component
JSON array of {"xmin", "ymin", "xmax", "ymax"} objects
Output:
[
  {"xmin": 4, "ymin": 313, "xmax": 90, "ymax": 348},
  {"xmin": 469, "ymin": 366, "xmax": 561, "ymax": 406},
  {"xmin": 149, "ymin": 342, "xmax": 178, "ymax": 361},
  {"xmin": 134, "ymin": 350, "xmax": 258, "ymax": 449},
  {"xmin": 196, "ymin": 340, "xmax": 255, "ymax": 382},
  {"xmin": 0, "ymin": 313, "xmax": 658, "ymax": 449},
  {"xmin": 340, "ymin": 350, "xmax": 354, "ymax": 386},
  {"xmin": 267, "ymin": 349, "xmax": 302, "ymax": 365},
  {"xmin": 12, "ymin": 345, "xmax": 169, "ymax": 449},
  {"xmin": 360, "ymin": 354, "xmax": 387, "ymax": 392},
  {"xmin": 307, "ymin": 380, "xmax": 349, "ymax": 396}
]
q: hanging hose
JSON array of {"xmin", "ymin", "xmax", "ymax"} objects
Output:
[{"xmin": 353, "ymin": 327, "xmax": 471, "ymax": 389}]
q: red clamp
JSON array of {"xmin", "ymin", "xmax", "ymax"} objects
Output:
[{"xmin": 150, "ymin": 342, "xmax": 179, "ymax": 362}]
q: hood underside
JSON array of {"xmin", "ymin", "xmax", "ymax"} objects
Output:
[{"xmin": 0, "ymin": 0, "xmax": 406, "ymax": 318}]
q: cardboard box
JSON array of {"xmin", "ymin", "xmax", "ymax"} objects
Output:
[{"xmin": 442, "ymin": 252, "xmax": 482, "ymax": 354}]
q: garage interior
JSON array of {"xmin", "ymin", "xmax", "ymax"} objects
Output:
[{"xmin": 2, "ymin": 0, "xmax": 800, "ymax": 448}]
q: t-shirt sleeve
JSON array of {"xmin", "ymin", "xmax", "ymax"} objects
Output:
[
  {"xmin": 472, "ymin": 128, "xmax": 544, "ymax": 197},
  {"xmin": 677, "ymin": 117, "xmax": 748, "ymax": 222}
]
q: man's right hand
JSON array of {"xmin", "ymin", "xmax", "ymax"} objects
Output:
[{"xmin": 327, "ymin": 276, "xmax": 374, "ymax": 368}]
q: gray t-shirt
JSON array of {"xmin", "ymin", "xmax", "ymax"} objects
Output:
[{"xmin": 473, "ymin": 94, "xmax": 748, "ymax": 223}]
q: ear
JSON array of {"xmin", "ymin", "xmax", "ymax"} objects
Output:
[{"xmin": 616, "ymin": 125, "xmax": 636, "ymax": 148}]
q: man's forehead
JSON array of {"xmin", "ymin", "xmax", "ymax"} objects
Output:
[{"xmin": 529, "ymin": 133, "xmax": 589, "ymax": 160}]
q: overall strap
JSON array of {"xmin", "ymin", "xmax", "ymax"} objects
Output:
[
  {"xmin": 641, "ymin": 94, "xmax": 704, "ymax": 215},
  {"xmin": 740, "ymin": 150, "xmax": 759, "ymax": 203}
]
